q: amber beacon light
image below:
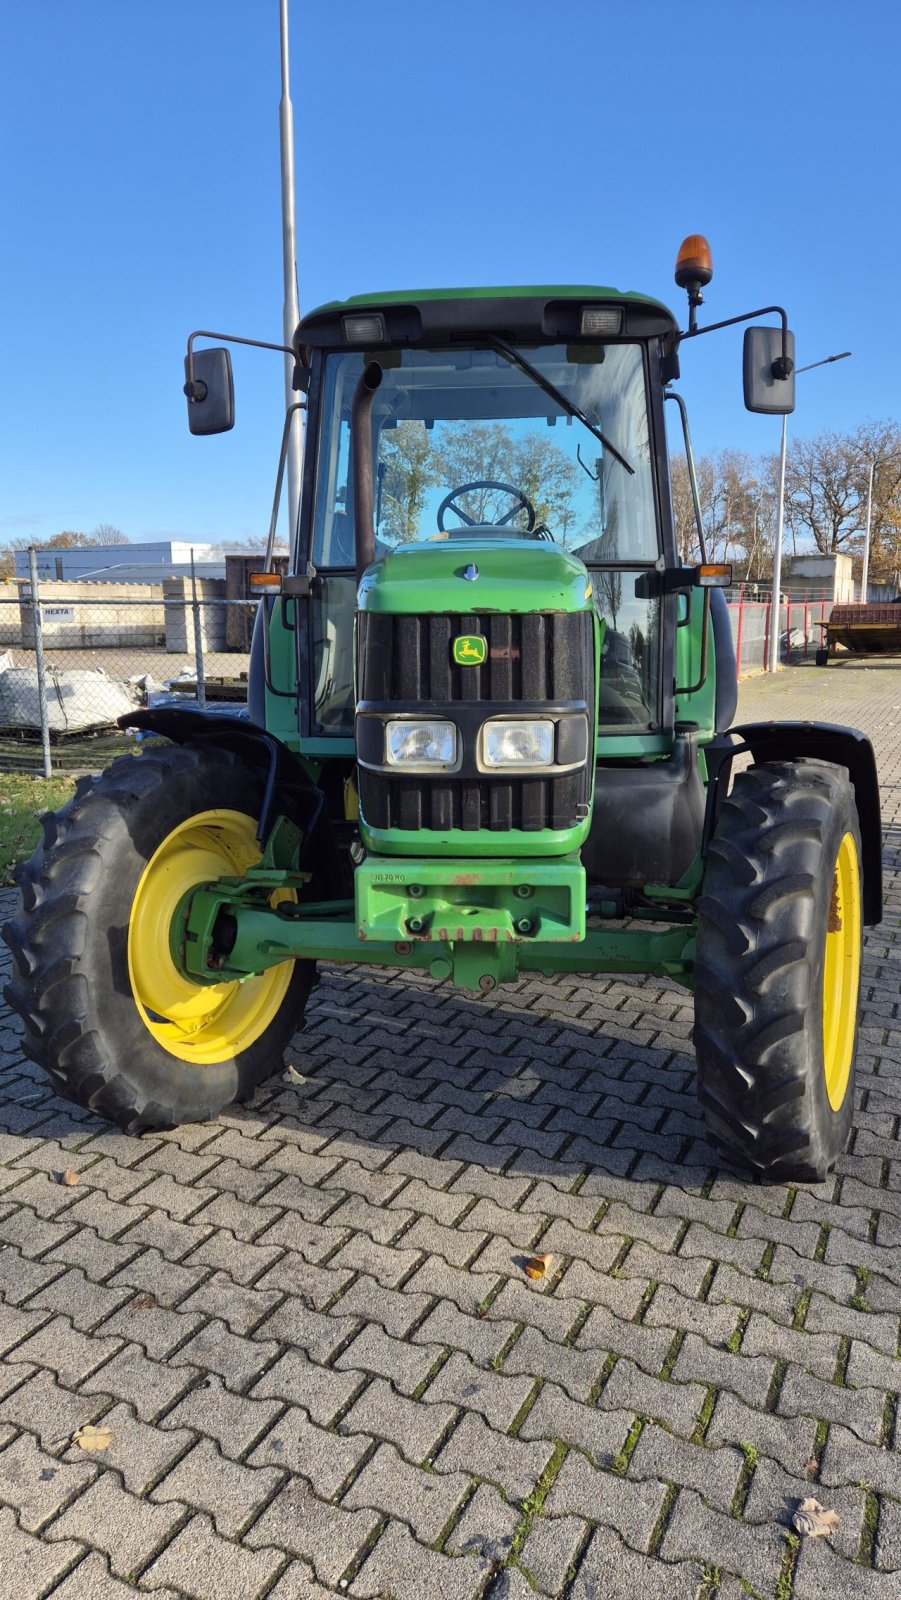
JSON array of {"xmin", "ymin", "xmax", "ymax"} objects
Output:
[{"xmin": 675, "ymin": 235, "xmax": 713, "ymax": 330}]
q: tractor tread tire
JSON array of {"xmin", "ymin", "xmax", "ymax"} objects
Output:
[
  {"xmin": 3, "ymin": 744, "xmax": 314, "ymax": 1133},
  {"xmin": 694, "ymin": 759, "xmax": 860, "ymax": 1183}
]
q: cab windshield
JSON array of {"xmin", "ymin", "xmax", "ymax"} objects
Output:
[
  {"xmin": 308, "ymin": 343, "xmax": 663, "ymax": 734},
  {"xmin": 312, "ymin": 343, "xmax": 658, "ymax": 564}
]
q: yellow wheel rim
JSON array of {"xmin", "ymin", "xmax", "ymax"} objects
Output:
[
  {"xmin": 822, "ymin": 831, "xmax": 861, "ymax": 1110},
  {"xmin": 127, "ymin": 809, "xmax": 295, "ymax": 1066}
]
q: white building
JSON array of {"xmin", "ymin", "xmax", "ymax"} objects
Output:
[{"xmin": 14, "ymin": 541, "xmax": 219, "ymax": 583}]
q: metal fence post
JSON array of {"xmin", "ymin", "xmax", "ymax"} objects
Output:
[
  {"xmin": 28, "ymin": 548, "xmax": 53, "ymax": 778},
  {"xmin": 190, "ymin": 551, "xmax": 206, "ymax": 711}
]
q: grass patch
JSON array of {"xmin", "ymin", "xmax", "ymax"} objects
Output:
[
  {"xmin": 858, "ymin": 1489, "xmax": 879, "ymax": 1566},
  {"xmin": 0, "ymin": 773, "xmax": 76, "ymax": 879},
  {"xmin": 611, "ymin": 1415, "xmax": 646, "ymax": 1476},
  {"xmin": 727, "ymin": 1308, "xmax": 750, "ymax": 1354},
  {"xmin": 508, "ymin": 1441, "xmax": 568, "ymax": 1561},
  {"xmin": 691, "ymin": 1386, "xmax": 717, "ymax": 1445}
]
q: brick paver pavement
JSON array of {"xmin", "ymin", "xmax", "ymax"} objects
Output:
[{"xmin": 0, "ymin": 658, "xmax": 898, "ymax": 1599}]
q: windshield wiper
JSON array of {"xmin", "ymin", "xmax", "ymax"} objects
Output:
[{"xmin": 487, "ymin": 337, "xmax": 635, "ymax": 476}]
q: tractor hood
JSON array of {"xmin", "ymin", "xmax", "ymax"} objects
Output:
[{"xmin": 357, "ymin": 540, "xmax": 593, "ymax": 616}]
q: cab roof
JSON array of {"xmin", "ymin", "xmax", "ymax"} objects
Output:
[{"xmin": 296, "ymin": 284, "xmax": 678, "ymax": 350}]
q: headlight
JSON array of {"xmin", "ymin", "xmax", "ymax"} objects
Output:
[
  {"xmin": 386, "ymin": 719, "xmax": 457, "ymax": 768},
  {"xmin": 483, "ymin": 720, "xmax": 555, "ymax": 768}
]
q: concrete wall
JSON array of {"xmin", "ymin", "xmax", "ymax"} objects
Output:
[
  {"xmin": 163, "ymin": 576, "xmax": 227, "ymax": 652},
  {"xmin": 18, "ymin": 581, "xmax": 165, "ymax": 650},
  {"xmin": 784, "ymin": 552, "xmax": 854, "ymax": 601}
]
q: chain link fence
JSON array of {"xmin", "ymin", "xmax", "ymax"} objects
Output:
[
  {"xmin": 0, "ymin": 562, "xmax": 258, "ymax": 775},
  {"xmin": 0, "ymin": 560, "xmax": 836, "ymax": 776}
]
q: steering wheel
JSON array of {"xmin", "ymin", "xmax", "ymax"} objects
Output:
[{"xmin": 437, "ymin": 480, "xmax": 536, "ymax": 533}]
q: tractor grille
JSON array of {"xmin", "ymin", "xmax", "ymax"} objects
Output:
[{"xmin": 357, "ymin": 611, "xmax": 594, "ymax": 833}]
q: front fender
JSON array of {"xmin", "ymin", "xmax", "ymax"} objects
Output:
[{"xmin": 707, "ymin": 721, "xmax": 882, "ymax": 925}]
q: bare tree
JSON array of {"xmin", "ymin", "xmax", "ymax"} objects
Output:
[{"xmin": 91, "ymin": 524, "xmax": 128, "ymax": 544}]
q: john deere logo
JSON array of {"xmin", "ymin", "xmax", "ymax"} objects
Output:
[{"xmin": 453, "ymin": 634, "xmax": 487, "ymax": 666}]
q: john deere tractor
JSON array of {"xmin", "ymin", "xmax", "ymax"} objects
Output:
[{"xmin": 3, "ymin": 238, "xmax": 882, "ymax": 1181}]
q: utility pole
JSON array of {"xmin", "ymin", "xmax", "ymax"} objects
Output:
[
  {"xmin": 767, "ymin": 351, "xmax": 851, "ymax": 673},
  {"xmin": 860, "ymin": 458, "xmax": 878, "ymax": 602},
  {"xmin": 279, "ymin": 0, "xmax": 302, "ymax": 549}
]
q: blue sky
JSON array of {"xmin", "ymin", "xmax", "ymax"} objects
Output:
[{"xmin": 1, "ymin": 0, "xmax": 898, "ymax": 547}]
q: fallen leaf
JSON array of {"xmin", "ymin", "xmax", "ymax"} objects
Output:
[
  {"xmin": 792, "ymin": 1497, "xmax": 840, "ymax": 1539},
  {"xmin": 804, "ymin": 1457, "xmax": 819, "ymax": 1476},
  {"xmin": 71, "ymin": 1424, "xmax": 114, "ymax": 1453},
  {"xmin": 474, "ymin": 1308, "xmax": 488, "ymax": 1321},
  {"xmin": 523, "ymin": 1252, "xmax": 554, "ymax": 1281},
  {"xmin": 60, "ymin": 1169, "xmax": 80, "ymax": 1187},
  {"xmin": 282, "ymin": 1065, "xmax": 306, "ymax": 1085},
  {"xmin": 129, "ymin": 1293, "xmax": 158, "ymax": 1312}
]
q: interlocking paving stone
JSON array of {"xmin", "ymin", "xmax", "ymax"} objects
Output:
[
  {"xmin": 741, "ymin": 1454, "xmax": 867, "ymax": 1562},
  {"xmin": 335, "ymin": 1325, "xmax": 445, "ymax": 1394},
  {"xmin": 343, "ymin": 1441, "xmax": 470, "ymax": 1542},
  {"xmin": 140, "ymin": 1510, "xmax": 284, "ymax": 1598},
  {"xmin": 0, "ymin": 1505, "xmax": 85, "ymax": 1600},
  {"xmin": 0, "ymin": 665, "xmax": 899, "ymax": 1597},
  {"xmin": 627, "ymin": 1424, "xmax": 744, "ymax": 1512},
  {"xmin": 422, "ymin": 1351, "xmax": 535, "ymax": 1431},
  {"xmin": 244, "ymin": 1482, "xmax": 380, "ymax": 1587},
  {"xmin": 247, "ymin": 1402, "xmax": 370, "ymax": 1491},
  {"xmin": 44, "ymin": 1470, "xmax": 184, "ymax": 1577},
  {"xmin": 818, "ymin": 1421, "xmax": 901, "ymax": 1496},
  {"xmin": 0, "ymin": 1430, "xmax": 96, "ymax": 1531},
  {"xmin": 544, "ymin": 1454, "xmax": 668, "ymax": 1550},
  {"xmin": 659, "ymin": 1484, "xmax": 786, "ymax": 1593},
  {"xmin": 252, "ymin": 1349, "xmax": 365, "ymax": 1424},
  {"xmin": 519, "ymin": 1512, "xmax": 588, "ymax": 1596},
  {"xmin": 151, "ymin": 1435, "xmax": 283, "ymax": 1536},
  {"xmin": 339, "ymin": 1377, "xmax": 457, "ymax": 1463},
  {"xmin": 792, "ymin": 1534, "xmax": 901, "ymax": 1598},
  {"xmin": 443, "ymin": 1482, "xmax": 519, "ymax": 1564},
  {"xmin": 0, "ymin": 1369, "xmax": 109, "ymax": 1452},
  {"xmin": 350, "ymin": 1519, "xmax": 488, "ymax": 1600},
  {"xmin": 706, "ymin": 1388, "xmax": 819, "ymax": 1475},
  {"xmin": 163, "ymin": 1373, "xmax": 283, "ymax": 1457},
  {"xmin": 569, "ymin": 1524, "xmax": 703, "ymax": 1600},
  {"xmin": 78, "ymin": 1341, "xmax": 201, "ymax": 1421},
  {"xmin": 775, "ymin": 1359, "xmax": 888, "ymax": 1442},
  {"xmin": 435, "ymin": 1411, "xmax": 553, "ymax": 1501}
]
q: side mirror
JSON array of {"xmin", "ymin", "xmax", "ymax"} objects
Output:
[
  {"xmin": 743, "ymin": 326, "xmax": 795, "ymax": 414},
  {"xmin": 184, "ymin": 347, "xmax": 235, "ymax": 435}
]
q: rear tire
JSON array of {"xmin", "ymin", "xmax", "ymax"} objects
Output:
[
  {"xmin": 694, "ymin": 759, "xmax": 862, "ymax": 1182},
  {"xmin": 2, "ymin": 744, "xmax": 314, "ymax": 1132}
]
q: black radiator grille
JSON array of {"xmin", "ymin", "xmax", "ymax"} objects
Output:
[{"xmin": 357, "ymin": 611, "xmax": 594, "ymax": 833}]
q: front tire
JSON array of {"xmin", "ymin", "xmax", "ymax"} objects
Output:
[
  {"xmin": 694, "ymin": 760, "xmax": 862, "ymax": 1182},
  {"xmin": 2, "ymin": 744, "xmax": 314, "ymax": 1131}
]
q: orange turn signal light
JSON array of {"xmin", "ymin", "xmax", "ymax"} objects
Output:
[
  {"xmin": 697, "ymin": 563, "xmax": 732, "ymax": 588},
  {"xmin": 248, "ymin": 571, "xmax": 283, "ymax": 592},
  {"xmin": 675, "ymin": 234, "xmax": 713, "ymax": 290}
]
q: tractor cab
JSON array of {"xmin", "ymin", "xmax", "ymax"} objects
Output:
[{"xmin": 295, "ymin": 290, "xmax": 675, "ymax": 747}]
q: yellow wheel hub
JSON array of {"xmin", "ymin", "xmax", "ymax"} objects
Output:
[
  {"xmin": 127, "ymin": 809, "xmax": 295, "ymax": 1066},
  {"xmin": 822, "ymin": 831, "xmax": 861, "ymax": 1110}
]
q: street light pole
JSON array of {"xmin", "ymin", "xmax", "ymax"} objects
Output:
[
  {"xmin": 278, "ymin": 0, "xmax": 302, "ymax": 551},
  {"xmin": 767, "ymin": 351, "xmax": 852, "ymax": 673},
  {"xmin": 860, "ymin": 458, "xmax": 878, "ymax": 602}
]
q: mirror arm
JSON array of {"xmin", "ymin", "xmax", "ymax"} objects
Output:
[
  {"xmin": 263, "ymin": 403, "xmax": 306, "ymax": 568},
  {"xmin": 678, "ymin": 304, "xmax": 794, "ymax": 379},
  {"xmin": 185, "ymin": 329, "xmax": 304, "ymax": 401},
  {"xmin": 664, "ymin": 391, "xmax": 707, "ymax": 562}
]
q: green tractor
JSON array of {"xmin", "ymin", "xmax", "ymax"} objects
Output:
[{"xmin": 3, "ymin": 238, "xmax": 882, "ymax": 1182}]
